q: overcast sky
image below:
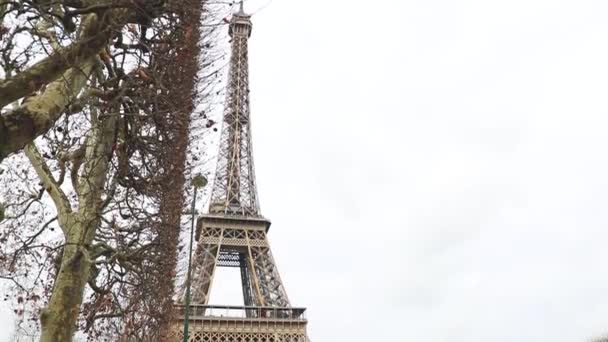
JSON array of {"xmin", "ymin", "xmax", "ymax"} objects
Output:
[
  {"xmin": 217, "ymin": 0, "xmax": 608, "ymax": 341},
  {"xmin": 4, "ymin": 0, "xmax": 608, "ymax": 341}
]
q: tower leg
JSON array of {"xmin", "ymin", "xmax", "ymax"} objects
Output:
[
  {"xmin": 248, "ymin": 245, "xmax": 291, "ymax": 309},
  {"xmin": 239, "ymin": 251, "xmax": 257, "ymax": 317},
  {"xmin": 189, "ymin": 228, "xmax": 223, "ymax": 304}
]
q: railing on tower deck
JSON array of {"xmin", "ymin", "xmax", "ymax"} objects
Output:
[{"xmin": 174, "ymin": 304, "xmax": 307, "ymax": 321}]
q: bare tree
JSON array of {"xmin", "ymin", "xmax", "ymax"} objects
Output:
[
  {"xmin": 0, "ymin": 0, "xmax": 229, "ymax": 341},
  {"xmin": 0, "ymin": 0, "xmax": 142, "ymax": 161}
]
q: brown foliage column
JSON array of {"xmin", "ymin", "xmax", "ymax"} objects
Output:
[{"xmin": 154, "ymin": 3, "xmax": 204, "ymax": 337}]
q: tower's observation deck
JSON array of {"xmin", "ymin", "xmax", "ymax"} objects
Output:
[
  {"xmin": 175, "ymin": 3, "xmax": 309, "ymax": 341},
  {"xmin": 175, "ymin": 305, "xmax": 307, "ymax": 341}
]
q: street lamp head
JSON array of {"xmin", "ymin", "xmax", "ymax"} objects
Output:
[{"xmin": 192, "ymin": 174, "xmax": 208, "ymax": 188}]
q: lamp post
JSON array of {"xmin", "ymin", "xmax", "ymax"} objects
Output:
[{"xmin": 182, "ymin": 174, "xmax": 207, "ymax": 342}]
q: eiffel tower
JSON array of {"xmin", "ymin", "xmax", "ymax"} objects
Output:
[{"xmin": 175, "ymin": 3, "xmax": 309, "ymax": 341}]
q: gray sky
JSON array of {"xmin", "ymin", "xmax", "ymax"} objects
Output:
[
  {"xmin": 230, "ymin": 0, "xmax": 608, "ymax": 341},
  {"xmin": 4, "ymin": 0, "xmax": 608, "ymax": 341}
]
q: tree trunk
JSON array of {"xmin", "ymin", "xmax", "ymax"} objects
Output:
[
  {"xmin": 39, "ymin": 220, "xmax": 92, "ymax": 342},
  {"xmin": 37, "ymin": 111, "xmax": 115, "ymax": 341}
]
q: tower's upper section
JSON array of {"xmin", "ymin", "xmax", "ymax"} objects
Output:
[
  {"xmin": 229, "ymin": 2, "xmax": 252, "ymax": 38},
  {"xmin": 208, "ymin": 2, "xmax": 261, "ymax": 217}
]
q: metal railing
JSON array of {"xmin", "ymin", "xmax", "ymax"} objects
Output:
[{"xmin": 175, "ymin": 304, "xmax": 307, "ymax": 321}]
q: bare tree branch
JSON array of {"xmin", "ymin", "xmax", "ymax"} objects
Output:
[
  {"xmin": 0, "ymin": 11, "xmax": 124, "ymax": 108},
  {"xmin": 24, "ymin": 143, "xmax": 71, "ymax": 220}
]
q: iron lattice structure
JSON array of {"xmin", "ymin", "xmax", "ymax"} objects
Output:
[
  {"xmin": 175, "ymin": 4, "xmax": 308, "ymax": 341},
  {"xmin": 208, "ymin": 2, "xmax": 259, "ymax": 217}
]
